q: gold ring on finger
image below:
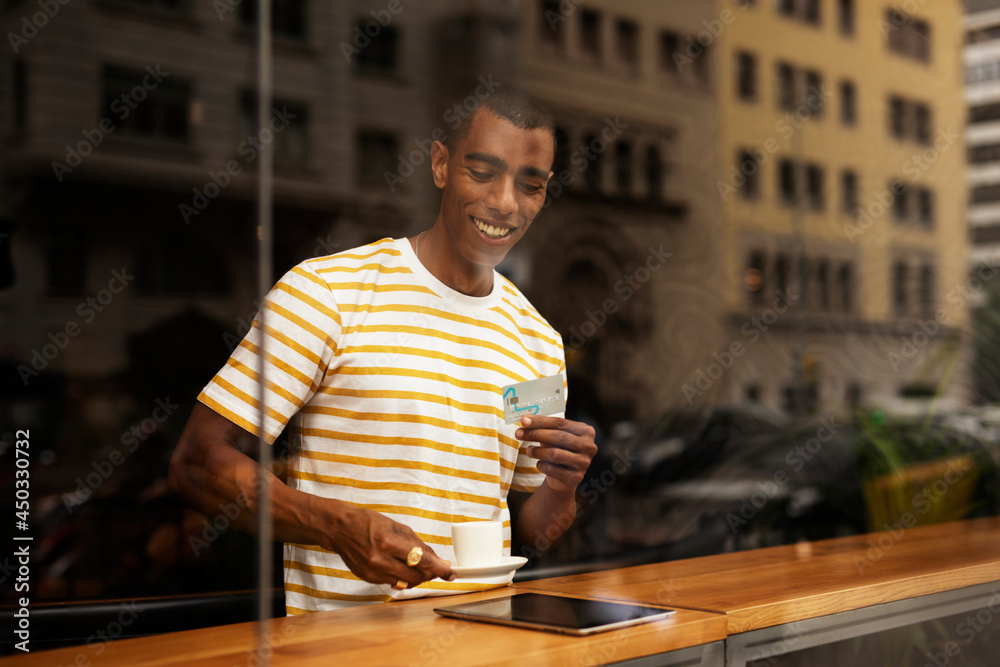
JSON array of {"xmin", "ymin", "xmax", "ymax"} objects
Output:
[
  {"xmin": 393, "ymin": 579, "xmax": 408, "ymax": 590},
  {"xmin": 406, "ymin": 546, "xmax": 424, "ymax": 567}
]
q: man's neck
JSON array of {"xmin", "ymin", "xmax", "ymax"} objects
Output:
[{"xmin": 412, "ymin": 231, "xmax": 494, "ymax": 297}]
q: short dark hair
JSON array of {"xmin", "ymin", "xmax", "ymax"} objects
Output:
[{"xmin": 445, "ymin": 86, "xmax": 555, "ymax": 152}]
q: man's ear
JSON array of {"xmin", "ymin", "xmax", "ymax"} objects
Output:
[{"xmin": 431, "ymin": 140, "xmax": 450, "ymax": 189}]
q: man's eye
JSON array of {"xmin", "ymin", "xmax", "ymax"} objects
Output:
[
  {"xmin": 521, "ymin": 183, "xmax": 543, "ymax": 194},
  {"xmin": 470, "ymin": 170, "xmax": 491, "ymax": 180}
]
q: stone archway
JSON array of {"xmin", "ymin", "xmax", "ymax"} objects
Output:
[{"xmin": 527, "ymin": 217, "xmax": 654, "ymax": 426}]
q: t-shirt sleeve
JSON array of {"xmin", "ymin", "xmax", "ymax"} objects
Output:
[{"xmin": 198, "ymin": 262, "xmax": 340, "ymax": 443}]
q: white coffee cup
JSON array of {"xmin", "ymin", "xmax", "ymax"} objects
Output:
[{"xmin": 451, "ymin": 520, "xmax": 503, "ymax": 567}]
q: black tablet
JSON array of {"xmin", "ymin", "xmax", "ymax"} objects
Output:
[{"xmin": 433, "ymin": 592, "xmax": 676, "ymax": 636}]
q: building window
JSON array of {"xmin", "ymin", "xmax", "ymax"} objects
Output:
[
  {"xmin": 839, "ymin": 0, "xmax": 854, "ymax": 35},
  {"xmin": 777, "ymin": 62, "xmax": 796, "ymax": 111},
  {"xmin": 919, "ymin": 264, "xmax": 934, "ymax": 314},
  {"xmin": 660, "ymin": 30, "xmax": 709, "ymax": 84},
  {"xmin": 540, "ymin": 1, "xmax": 566, "ymax": 52},
  {"xmin": 914, "ymin": 104, "xmax": 931, "ymax": 144},
  {"xmin": 779, "ymin": 159, "xmax": 797, "ymax": 205},
  {"xmin": 102, "ymin": 65, "xmax": 191, "ymax": 143},
  {"xmin": 774, "ymin": 253, "xmax": 791, "ymax": 296},
  {"xmin": 738, "ymin": 149, "xmax": 760, "ymax": 199},
  {"xmin": 969, "ymin": 143, "xmax": 1000, "ymax": 164},
  {"xmin": 580, "ymin": 10, "xmax": 601, "ymax": 62},
  {"xmin": 841, "ymin": 170, "xmax": 858, "ymax": 214},
  {"xmin": 893, "ymin": 260, "xmax": 909, "ymax": 315},
  {"xmin": 889, "ymin": 96, "xmax": 906, "ymax": 139},
  {"xmin": 890, "ymin": 179, "xmax": 934, "ymax": 227},
  {"xmin": 552, "ymin": 127, "xmax": 570, "ymax": 176},
  {"xmin": 660, "ymin": 31, "xmax": 680, "ymax": 76},
  {"xmin": 838, "ymin": 263, "xmax": 853, "ymax": 312},
  {"xmin": 736, "ymin": 51, "xmax": 757, "ymax": 102},
  {"xmin": 356, "ymin": 130, "xmax": 398, "ymax": 187},
  {"xmin": 816, "ymin": 260, "xmax": 830, "ymax": 311},
  {"xmin": 778, "ymin": 0, "xmax": 820, "ymax": 25},
  {"xmin": 972, "ymin": 184, "xmax": 1000, "ymax": 204},
  {"xmin": 888, "ymin": 95, "xmax": 931, "ymax": 144},
  {"xmin": 970, "ymin": 102, "xmax": 1000, "ymax": 125},
  {"xmin": 646, "ymin": 145, "xmax": 663, "ymax": 201},
  {"xmin": 615, "ymin": 141, "xmax": 632, "ymax": 194},
  {"xmin": 354, "ymin": 22, "xmax": 399, "ymax": 72},
  {"xmin": 840, "ymin": 80, "xmax": 856, "ymax": 125},
  {"xmin": 13, "ymin": 58, "xmax": 26, "ymax": 133},
  {"xmin": 804, "ymin": 70, "xmax": 824, "ymax": 115},
  {"xmin": 241, "ymin": 0, "xmax": 306, "ymax": 41},
  {"xmin": 891, "ymin": 180, "xmax": 909, "ymax": 221},
  {"xmin": 806, "ymin": 164, "xmax": 824, "ymax": 210},
  {"xmin": 746, "ymin": 251, "xmax": 767, "ymax": 304},
  {"xmin": 885, "ymin": 8, "xmax": 931, "ymax": 62},
  {"xmin": 969, "ymin": 25, "xmax": 1000, "ymax": 44},
  {"xmin": 616, "ymin": 19, "xmax": 638, "ymax": 72},
  {"xmin": 239, "ymin": 91, "xmax": 308, "ymax": 162},
  {"xmin": 803, "ymin": 0, "xmax": 820, "ymax": 25},
  {"xmin": 917, "ymin": 189, "xmax": 933, "ymax": 227}
]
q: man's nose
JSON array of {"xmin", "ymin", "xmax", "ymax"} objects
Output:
[{"xmin": 485, "ymin": 176, "xmax": 517, "ymax": 215}]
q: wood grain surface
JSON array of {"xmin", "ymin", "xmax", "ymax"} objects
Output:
[
  {"xmin": 514, "ymin": 517, "xmax": 1000, "ymax": 633},
  {"xmin": 6, "ymin": 588, "xmax": 726, "ymax": 666}
]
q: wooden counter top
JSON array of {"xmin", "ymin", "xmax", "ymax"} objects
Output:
[
  {"xmin": 7, "ymin": 588, "xmax": 726, "ymax": 666},
  {"xmin": 514, "ymin": 516, "xmax": 1000, "ymax": 634}
]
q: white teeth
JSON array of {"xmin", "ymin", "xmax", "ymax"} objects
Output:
[{"xmin": 474, "ymin": 218, "xmax": 512, "ymax": 239}]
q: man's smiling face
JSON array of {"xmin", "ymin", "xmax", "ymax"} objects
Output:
[{"xmin": 431, "ymin": 108, "xmax": 554, "ymax": 275}]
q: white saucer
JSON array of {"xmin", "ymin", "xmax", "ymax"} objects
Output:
[{"xmin": 449, "ymin": 556, "xmax": 528, "ymax": 579}]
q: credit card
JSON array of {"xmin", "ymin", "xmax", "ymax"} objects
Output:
[{"xmin": 501, "ymin": 374, "xmax": 564, "ymax": 424}]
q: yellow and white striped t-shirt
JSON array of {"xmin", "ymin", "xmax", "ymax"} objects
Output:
[{"xmin": 198, "ymin": 237, "xmax": 565, "ymax": 614}]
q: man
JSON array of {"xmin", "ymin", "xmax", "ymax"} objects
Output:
[{"xmin": 168, "ymin": 89, "xmax": 597, "ymax": 614}]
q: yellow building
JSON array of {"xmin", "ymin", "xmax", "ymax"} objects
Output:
[
  {"xmin": 511, "ymin": 0, "xmax": 970, "ymax": 420},
  {"xmin": 709, "ymin": 0, "xmax": 970, "ymax": 413}
]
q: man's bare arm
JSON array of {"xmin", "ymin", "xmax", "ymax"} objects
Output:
[
  {"xmin": 168, "ymin": 403, "xmax": 453, "ymax": 586},
  {"xmin": 510, "ymin": 415, "xmax": 597, "ymax": 555}
]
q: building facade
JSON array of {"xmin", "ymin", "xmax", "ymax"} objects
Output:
[{"xmin": 705, "ymin": 0, "xmax": 970, "ymax": 415}]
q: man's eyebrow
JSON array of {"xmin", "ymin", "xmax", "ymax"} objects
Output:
[
  {"xmin": 465, "ymin": 152, "xmax": 507, "ymax": 171},
  {"xmin": 465, "ymin": 152, "xmax": 549, "ymax": 179}
]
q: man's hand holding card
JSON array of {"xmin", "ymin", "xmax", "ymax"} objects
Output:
[{"xmin": 503, "ymin": 376, "xmax": 598, "ymax": 494}]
